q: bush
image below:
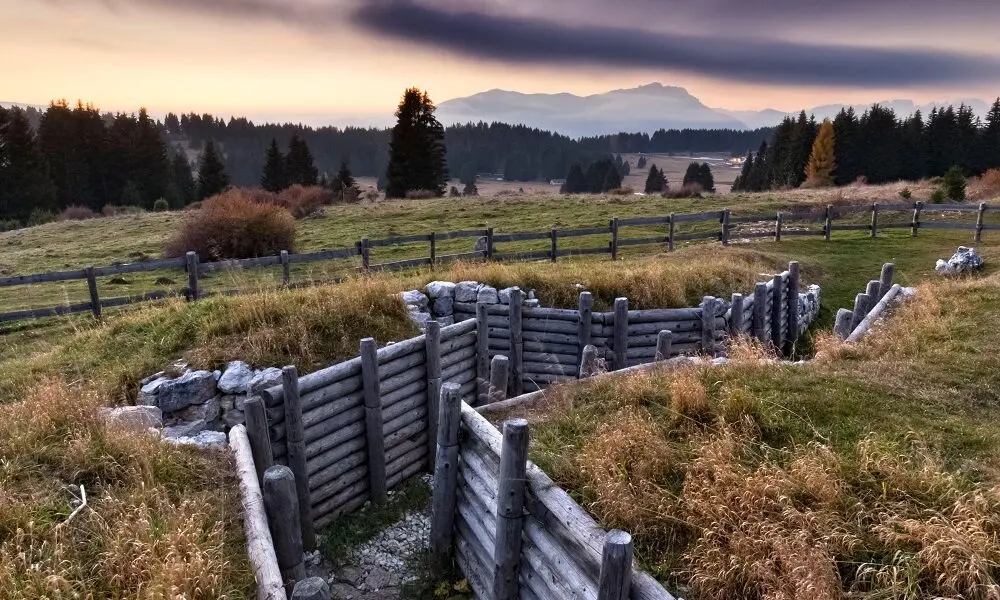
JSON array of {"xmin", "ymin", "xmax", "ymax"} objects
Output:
[
  {"xmin": 152, "ymin": 198, "xmax": 170, "ymax": 212},
  {"xmin": 969, "ymin": 168, "xmax": 1000, "ymax": 201},
  {"xmin": 165, "ymin": 189, "xmax": 296, "ymax": 260},
  {"xmin": 942, "ymin": 166, "xmax": 967, "ymax": 201},
  {"xmin": 26, "ymin": 208, "xmax": 54, "ymax": 227},
  {"xmin": 663, "ymin": 183, "xmax": 703, "ymax": 199},
  {"xmin": 608, "ymin": 187, "xmax": 635, "ymax": 196},
  {"xmin": 930, "ymin": 188, "xmax": 947, "ymax": 204},
  {"xmin": 57, "ymin": 205, "xmax": 98, "ymax": 221},
  {"xmin": 276, "ymin": 185, "xmax": 331, "ymax": 218},
  {"xmin": 449, "ymin": 186, "xmax": 461, "ymax": 197},
  {"xmin": 0, "ymin": 219, "xmax": 21, "ymax": 232},
  {"xmin": 405, "ymin": 189, "xmax": 436, "ymax": 200},
  {"xmin": 102, "ymin": 204, "xmax": 145, "ymax": 217},
  {"xmin": 362, "ymin": 188, "xmax": 381, "ymax": 203},
  {"xmin": 899, "ymin": 187, "xmax": 912, "ymax": 200}
]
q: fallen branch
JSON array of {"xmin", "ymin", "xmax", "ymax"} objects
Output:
[{"xmin": 57, "ymin": 485, "xmax": 88, "ymax": 530}]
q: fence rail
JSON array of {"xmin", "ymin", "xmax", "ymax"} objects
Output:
[{"xmin": 0, "ymin": 200, "xmax": 986, "ymax": 326}]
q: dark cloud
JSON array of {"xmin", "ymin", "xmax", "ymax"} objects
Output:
[{"xmin": 351, "ymin": 0, "xmax": 1000, "ymax": 87}]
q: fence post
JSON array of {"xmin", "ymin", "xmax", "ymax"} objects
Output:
[
  {"xmin": 729, "ymin": 293, "xmax": 745, "ymax": 337},
  {"xmin": 486, "ymin": 227, "xmax": 495, "ymax": 260},
  {"xmin": 667, "ymin": 214, "xmax": 675, "ymax": 252},
  {"xmin": 775, "ymin": 212, "xmax": 783, "ymax": 242},
  {"xmin": 509, "ymin": 288, "xmax": 524, "ymax": 396},
  {"xmin": 597, "ymin": 530, "xmax": 634, "ymax": 600},
  {"xmin": 785, "ymin": 261, "xmax": 800, "ymax": 355},
  {"xmin": 424, "ymin": 321, "xmax": 442, "ymax": 472},
  {"xmin": 281, "ymin": 366, "xmax": 316, "ymax": 551},
  {"xmin": 613, "ymin": 297, "xmax": 629, "ymax": 371},
  {"xmin": 976, "ymin": 203, "xmax": 987, "ymax": 242},
  {"xmin": 488, "ymin": 355, "xmax": 509, "ymax": 404},
  {"xmin": 186, "ymin": 251, "xmax": 199, "ymax": 301},
  {"xmin": 911, "ymin": 201, "xmax": 923, "ymax": 237},
  {"xmin": 476, "ymin": 302, "xmax": 490, "ymax": 404},
  {"xmin": 770, "ymin": 275, "xmax": 783, "ymax": 350},
  {"xmin": 866, "ymin": 280, "xmax": 881, "ymax": 309},
  {"xmin": 360, "ymin": 238, "xmax": 371, "ymax": 271},
  {"xmin": 701, "ymin": 297, "xmax": 718, "ymax": 357},
  {"xmin": 870, "ymin": 203, "xmax": 879, "ymax": 238},
  {"xmin": 493, "ymin": 419, "xmax": 529, "ymax": 600},
  {"xmin": 721, "ymin": 208, "xmax": 731, "ymax": 246},
  {"xmin": 655, "ymin": 331, "xmax": 672, "ymax": 361},
  {"xmin": 262, "ymin": 465, "xmax": 307, "ymax": 590},
  {"xmin": 550, "ymin": 227, "xmax": 558, "ymax": 262},
  {"xmin": 850, "ymin": 293, "xmax": 869, "ymax": 332},
  {"xmin": 291, "ymin": 577, "xmax": 331, "ymax": 600},
  {"xmin": 280, "ymin": 250, "xmax": 290, "ymax": 286},
  {"xmin": 753, "ymin": 282, "xmax": 767, "ymax": 343},
  {"xmin": 834, "ymin": 309, "xmax": 854, "ymax": 340},
  {"xmin": 879, "ymin": 263, "xmax": 896, "ymax": 300},
  {"xmin": 430, "ymin": 382, "xmax": 462, "ymax": 557},
  {"xmin": 429, "ymin": 232, "xmax": 437, "ymax": 266},
  {"xmin": 85, "ymin": 266, "xmax": 101, "ymax": 318},
  {"xmin": 244, "ymin": 396, "xmax": 274, "ymax": 487},
  {"xmin": 360, "ymin": 338, "xmax": 387, "ymax": 505},
  {"xmin": 580, "ymin": 345, "xmax": 602, "ymax": 378},
  {"xmin": 610, "ymin": 217, "xmax": 620, "ymax": 260},
  {"xmin": 824, "ymin": 204, "xmax": 833, "ymax": 241},
  {"xmin": 577, "ymin": 292, "xmax": 593, "ymax": 366}
]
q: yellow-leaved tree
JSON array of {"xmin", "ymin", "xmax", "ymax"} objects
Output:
[{"xmin": 804, "ymin": 119, "xmax": 836, "ymax": 187}]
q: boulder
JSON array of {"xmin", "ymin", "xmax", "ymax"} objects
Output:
[
  {"xmin": 101, "ymin": 405, "xmax": 163, "ymax": 431},
  {"xmin": 139, "ymin": 370, "xmax": 217, "ymax": 413},
  {"xmin": 218, "ymin": 361, "xmax": 253, "ymax": 394},
  {"xmin": 936, "ymin": 246, "xmax": 984, "ymax": 275},
  {"xmin": 474, "ymin": 236, "xmax": 489, "ymax": 253},
  {"xmin": 222, "ymin": 407, "xmax": 246, "ymax": 428},
  {"xmin": 437, "ymin": 315, "xmax": 455, "ymax": 327},
  {"xmin": 167, "ymin": 430, "xmax": 228, "ymax": 449},
  {"xmin": 498, "ymin": 286, "xmax": 522, "ymax": 305},
  {"xmin": 163, "ymin": 419, "xmax": 207, "ymax": 439},
  {"xmin": 431, "ymin": 295, "xmax": 454, "ymax": 316},
  {"xmin": 400, "ymin": 290, "xmax": 429, "ymax": 310},
  {"xmin": 454, "ymin": 281, "xmax": 482, "ymax": 303},
  {"xmin": 249, "ymin": 367, "xmax": 284, "ymax": 394},
  {"xmin": 424, "ymin": 281, "xmax": 456, "ymax": 299},
  {"xmin": 178, "ymin": 396, "xmax": 221, "ymax": 423},
  {"xmin": 407, "ymin": 309, "xmax": 434, "ymax": 329},
  {"xmin": 477, "ymin": 285, "xmax": 500, "ymax": 304}
]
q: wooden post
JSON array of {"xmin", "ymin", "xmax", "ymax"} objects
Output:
[
  {"xmin": 360, "ymin": 338, "xmax": 387, "ymax": 505},
  {"xmin": 508, "ymin": 288, "xmax": 524, "ymax": 396},
  {"xmin": 655, "ymin": 331, "xmax": 672, "ymax": 362},
  {"xmin": 597, "ymin": 530, "xmax": 634, "ymax": 600},
  {"xmin": 486, "ymin": 227, "xmax": 495, "ymax": 260},
  {"xmin": 493, "ymin": 419, "xmax": 529, "ymax": 600},
  {"xmin": 824, "ymin": 204, "xmax": 833, "ymax": 241},
  {"xmin": 879, "ymin": 263, "xmax": 896, "ymax": 300},
  {"xmin": 580, "ymin": 345, "xmax": 602, "ymax": 379},
  {"xmin": 430, "ymin": 382, "xmax": 461, "ymax": 556},
  {"xmin": 870, "ymin": 203, "xmax": 879, "ymax": 238},
  {"xmin": 476, "ymin": 302, "xmax": 490, "ymax": 404},
  {"xmin": 976, "ymin": 203, "xmax": 987, "ymax": 242},
  {"xmin": 281, "ymin": 366, "xmax": 315, "ymax": 551},
  {"xmin": 488, "ymin": 355, "xmax": 509, "ymax": 404},
  {"xmin": 667, "ymin": 214, "xmax": 675, "ymax": 252},
  {"xmin": 280, "ymin": 250, "xmax": 290, "ymax": 286},
  {"xmin": 610, "ymin": 217, "xmax": 620, "ymax": 261},
  {"xmin": 244, "ymin": 397, "xmax": 274, "ymax": 487},
  {"xmin": 186, "ymin": 251, "xmax": 199, "ymax": 301},
  {"xmin": 550, "ymin": 227, "xmax": 558, "ymax": 262},
  {"xmin": 424, "ymin": 321, "xmax": 442, "ymax": 472},
  {"xmin": 785, "ymin": 261, "xmax": 800, "ymax": 354},
  {"xmin": 770, "ymin": 275, "xmax": 783, "ymax": 350},
  {"xmin": 360, "ymin": 238, "xmax": 371, "ymax": 271},
  {"xmin": 721, "ymin": 208, "xmax": 731, "ymax": 246},
  {"xmin": 834, "ymin": 309, "xmax": 854, "ymax": 340},
  {"xmin": 752, "ymin": 282, "xmax": 767, "ymax": 343},
  {"xmin": 85, "ymin": 266, "xmax": 101, "ymax": 318},
  {"xmin": 701, "ymin": 296, "xmax": 718, "ymax": 357},
  {"xmin": 850, "ymin": 293, "xmax": 870, "ymax": 332},
  {"xmin": 775, "ymin": 212, "xmax": 783, "ymax": 242},
  {"xmin": 263, "ymin": 465, "xmax": 307, "ymax": 590},
  {"xmin": 730, "ymin": 293, "xmax": 744, "ymax": 336},
  {"xmin": 911, "ymin": 201, "xmax": 923, "ymax": 237},
  {"xmin": 577, "ymin": 292, "xmax": 593, "ymax": 366},
  {"xmin": 291, "ymin": 578, "xmax": 331, "ymax": 600},
  {"xmin": 429, "ymin": 232, "xmax": 437, "ymax": 265},
  {"xmin": 613, "ymin": 297, "xmax": 628, "ymax": 371}
]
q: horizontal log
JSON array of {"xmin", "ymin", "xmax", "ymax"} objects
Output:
[
  {"xmin": 559, "ymin": 226, "xmax": 612, "ymax": 238},
  {"xmin": 382, "ymin": 391, "xmax": 428, "ymax": 425},
  {"xmin": 302, "ymin": 394, "xmax": 364, "ymax": 440},
  {"xmin": 383, "ymin": 405, "xmax": 428, "ymax": 439},
  {"xmin": 442, "ymin": 342, "xmax": 477, "ymax": 368},
  {"xmin": 380, "ymin": 365, "xmax": 427, "ymax": 397},
  {"xmin": 386, "ymin": 432, "xmax": 429, "ymax": 466},
  {"xmin": 262, "ymin": 356, "xmax": 363, "ymax": 406},
  {"xmin": 493, "ymin": 231, "xmax": 551, "ymax": 243},
  {"xmin": 523, "ymin": 318, "xmax": 578, "ymax": 335},
  {"xmin": 918, "ymin": 222, "xmax": 978, "ymax": 230},
  {"xmin": 523, "ymin": 307, "xmax": 580, "ymax": 321},
  {"xmin": 442, "ymin": 357, "xmax": 477, "ymax": 382},
  {"xmin": 313, "ymin": 492, "xmax": 368, "ymax": 530},
  {"xmin": 311, "ymin": 478, "xmax": 369, "ymax": 523},
  {"xmin": 618, "ymin": 215, "xmax": 671, "ymax": 226},
  {"xmin": 490, "ymin": 338, "xmax": 580, "ymax": 356},
  {"xmin": 454, "ymin": 302, "xmax": 507, "ymax": 315},
  {"xmin": 306, "ymin": 435, "xmax": 366, "ymax": 478},
  {"xmin": 304, "ymin": 414, "xmax": 365, "ymax": 460},
  {"xmin": 781, "ymin": 229, "xmax": 825, "ymax": 237},
  {"xmin": 829, "ymin": 224, "xmax": 871, "ymax": 231},
  {"xmin": 309, "ymin": 448, "xmax": 366, "ymax": 492},
  {"xmin": 880, "ymin": 222, "xmax": 914, "ymax": 229},
  {"xmin": 627, "ymin": 331, "xmax": 705, "ymax": 347},
  {"xmin": 522, "ymin": 373, "xmax": 577, "ymax": 386},
  {"xmin": 99, "ymin": 290, "xmax": 175, "ymax": 309},
  {"xmin": 671, "ymin": 210, "xmax": 723, "ymax": 223},
  {"xmin": 673, "ymin": 231, "xmax": 722, "ymax": 242},
  {"xmin": 378, "ymin": 349, "xmax": 426, "ymax": 381},
  {"xmin": 493, "ymin": 250, "xmax": 552, "ymax": 262},
  {"xmin": 557, "ymin": 247, "xmax": 609, "ymax": 257},
  {"xmin": 386, "ymin": 449, "xmax": 428, "ymax": 490},
  {"xmin": 728, "ymin": 213, "xmax": 776, "ymax": 224},
  {"xmin": 618, "ymin": 236, "xmax": 668, "ymax": 247},
  {"xmin": 385, "ymin": 419, "xmax": 427, "ymax": 452},
  {"xmin": 455, "ymin": 511, "xmax": 494, "ymax": 598},
  {"xmin": 0, "ymin": 300, "xmax": 94, "ymax": 323},
  {"xmin": 0, "ymin": 268, "xmax": 86, "ymax": 287},
  {"xmin": 434, "ymin": 229, "xmax": 489, "ymax": 240},
  {"xmin": 441, "ymin": 318, "xmax": 478, "ymax": 341},
  {"xmin": 626, "ymin": 342, "xmax": 702, "ymax": 359},
  {"xmin": 440, "ymin": 331, "xmax": 476, "ymax": 355},
  {"xmin": 625, "ymin": 321, "xmax": 701, "ymax": 336},
  {"xmin": 625, "ymin": 308, "xmax": 703, "ymax": 323},
  {"xmin": 289, "ymin": 248, "xmax": 357, "ymax": 264},
  {"xmin": 520, "ymin": 330, "xmax": 579, "ymax": 346},
  {"xmin": 93, "ymin": 257, "xmax": 186, "ymax": 277},
  {"xmin": 522, "ymin": 351, "xmax": 578, "ymax": 366},
  {"xmin": 384, "ymin": 444, "xmax": 428, "ymax": 482},
  {"xmin": 310, "ymin": 463, "xmax": 368, "ymax": 509},
  {"xmin": 366, "ymin": 233, "xmax": 431, "ymax": 247},
  {"xmin": 373, "ymin": 257, "xmax": 432, "ymax": 272},
  {"xmin": 382, "ymin": 379, "xmax": 427, "ymax": 410},
  {"xmin": 522, "ymin": 361, "xmax": 578, "ymax": 377},
  {"xmin": 200, "ymin": 255, "xmax": 281, "ymax": 273},
  {"xmin": 925, "ymin": 203, "xmax": 980, "ymax": 211},
  {"xmin": 737, "ymin": 231, "xmax": 777, "ymax": 239}
]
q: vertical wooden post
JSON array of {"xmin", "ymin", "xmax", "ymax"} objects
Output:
[
  {"xmin": 866, "ymin": 280, "xmax": 881, "ymax": 307},
  {"xmin": 360, "ymin": 238, "xmax": 371, "ymax": 271},
  {"xmin": 280, "ymin": 250, "xmax": 290, "ymax": 286},
  {"xmin": 613, "ymin": 297, "xmax": 628, "ymax": 371},
  {"xmin": 753, "ymin": 282, "xmax": 767, "ymax": 343},
  {"xmin": 911, "ymin": 201, "xmax": 923, "ymax": 237},
  {"xmin": 262, "ymin": 465, "xmax": 307, "ymax": 590},
  {"xmin": 770, "ymin": 275, "xmax": 783, "ymax": 350},
  {"xmin": 488, "ymin": 355, "xmax": 510, "ymax": 404},
  {"xmin": 508, "ymin": 288, "xmax": 524, "ymax": 396},
  {"xmin": 824, "ymin": 204, "xmax": 833, "ymax": 241},
  {"xmin": 430, "ymin": 383, "xmax": 462, "ymax": 557},
  {"xmin": 429, "ymin": 232, "xmax": 437, "ymax": 266},
  {"xmin": 721, "ymin": 209, "xmax": 731, "ymax": 245},
  {"xmin": 493, "ymin": 419, "xmax": 529, "ymax": 600},
  {"xmin": 667, "ymin": 214, "xmax": 676, "ymax": 252},
  {"xmin": 291, "ymin": 578, "xmax": 331, "ymax": 600},
  {"xmin": 701, "ymin": 297, "xmax": 718, "ymax": 357},
  {"xmin": 578, "ymin": 291, "xmax": 593, "ymax": 366},
  {"xmin": 85, "ymin": 266, "xmax": 101, "ymax": 318},
  {"xmin": 775, "ymin": 213, "xmax": 783, "ymax": 242},
  {"xmin": 850, "ymin": 293, "xmax": 869, "ymax": 332},
  {"xmin": 879, "ymin": 263, "xmax": 896, "ymax": 300},
  {"xmin": 424, "ymin": 321, "xmax": 442, "ymax": 472},
  {"xmin": 580, "ymin": 345, "xmax": 602, "ymax": 378},
  {"xmin": 597, "ymin": 530, "xmax": 634, "ymax": 600},
  {"xmin": 550, "ymin": 227, "xmax": 558, "ymax": 262},
  {"xmin": 486, "ymin": 227, "xmax": 495, "ymax": 260},
  {"xmin": 730, "ymin": 293, "xmax": 745, "ymax": 336},
  {"xmin": 870, "ymin": 202, "xmax": 879, "ymax": 238},
  {"xmin": 610, "ymin": 217, "xmax": 620, "ymax": 261},
  {"xmin": 476, "ymin": 302, "xmax": 490, "ymax": 404},
  {"xmin": 834, "ymin": 309, "xmax": 854, "ymax": 340},
  {"xmin": 655, "ymin": 331, "xmax": 672, "ymax": 362},
  {"xmin": 244, "ymin": 396, "xmax": 274, "ymax": 487},
  {"xmin": 785, "ymin": 261, "xmax": 800, "ymax": 354},
  {"xmin": 976, "ymin": 203, "xmax": 987, "ymax": 242},
  {"xmin": 186, "ymin": 251, "xmax": 199, "ymax": 301},
  {"xmin": 281, "ymin": 366, "xmax": 316, "ymax": 551},
  {"xmin": 360, "ymin": 338, "xmax": 387, "ymax": 505}
]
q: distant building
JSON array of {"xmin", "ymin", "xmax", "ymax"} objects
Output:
[
  {"xmin": 549, "ymin": 179, "xmax": 566, "ymax": 186},
  {"xmin": 726, "ymin": 156, "xmax": 746, "ymax": 167}
]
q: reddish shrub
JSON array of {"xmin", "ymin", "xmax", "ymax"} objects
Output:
[
  {"xmin": 165, "ymin": 189, "xmax": 296, "ymax": 260},
  {"xmin": 276, "ymin": 185, "xmax": 331, "ymax": 218},
  {"xmin": 57, "ymin": 205, "xmax": 99, "ymax": 221}
]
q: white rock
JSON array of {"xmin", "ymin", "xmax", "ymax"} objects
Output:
[
  {"xmin": 424, "ymin": 281, "xmax": 456, "ymax": 299},
  {"xmin": 178, "ymin": 396, "xmax": 221, "ymax": 423},
  {"xmin": 431, "ymin": 295, "xmax": 454, "ymax": 316},
  {"xmin": 477, "ymin": 285, "xmax": 499, "ymax": 304},
  {"xmin": 163, "ymin": 419, "xmax": 207, "ymax": 439},
  {"xmin": 937, "ymin": 246, "xmax": 984, "ymax": 275},
  {"xmin": 218, "ymin": 361, "xmax": 254, "ymax": 394},
  {"xmin": 101, "ymin": 405, "xmax": 163, "ymax": 431},
  {"xmin": 400, "ymin": 290, "xmax": 428, "ymax": 310},
  {"xmin": 249, "ymin": 368, "xmax": 283, "ymax": 394},
  {"xmin": 167, "ymin": 430, "xmax": 227, "ymax": 449},
  {"xmin": 454, "ymin": 281, "xmax": 482, "ymax": 303},
  {"xmin": 712, "ymin": 357, "xmax": 730, "ymax": 366},
  {"xmin": 498, "ymin": 286, "xmax": 521, "ymax": 304},
  {"xmin": 139, "ymin": 370, "xmax": 217, "ymax": 413}
]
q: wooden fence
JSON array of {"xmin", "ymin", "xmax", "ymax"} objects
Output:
[{"xmin": 0, "ymin": 200, "xmax": 987, "ymax": 326}]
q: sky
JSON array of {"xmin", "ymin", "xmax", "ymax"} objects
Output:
[{"xmin": 3, "ymin": 0, "xmax": 1000, "ymax": 125}]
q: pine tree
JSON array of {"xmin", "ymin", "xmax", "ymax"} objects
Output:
[
  {"xmin": 0, "ymin": 107, "xmax": 56, "ymax": 221},
  {"xmin": 261, "ymin": 138, "xmax": 288, "ymax": 192},
  {"xmin": 698, "ymin": 163, "xmax": 716, "ymax": 192},
  {"xmin": 197, "ymin": 140, "xmax": 229, "ymax": 200},
  {"xmin": 900, "ymin": 111, "xmax": 926, "ymax": 182},
  {"xmin": 637, "ymin": 155, "xmax": 648, "ymax": 169},
  {"xmin": 563, "ymin": 164, "xmax": 586, "ymax": 193},
  {"xmin": 749, "ymin": 141, "xmax": 769, "ymax": 191},
  {"xmin": 286, "ymin": 134, "xmax": 318, "ymax": 186},
  {"xmin": 644, "ymin": 164, "xmax": 667, "ymax": 193},
  {"xmin": 462, "ymin": 179, "xmax": 479, "ymax": 196},
  {"xmin": 385, "ymin": 88, "xmax": 448, "ymax": 198},
  {"xmin": 804, "ymin": 119, "xmax": 836, "ymax": 187},
  {"xmin": 980, "ymin": 99, "xmax": 1000, "ymax": 172},
  {"xmin": 331, "ymin": 159, "xmax": 358, "ymax": 200},
  {"xmin": 682, "ymin": 163, "xmax": 702, "ymax": 188},
  {"xmin": 942, "ymin": 165, "xmax": 967, "ymax": 201},
  {"xmin": 833, "ymin": 108, "xmax": 860, "ymax": 185},
  {"xmin": 168, "ymin": 151, "xmax": 196, "ymax": 208},
  {"xmin": 120, "ymin": 180, "xmax": 143, "ymax": 206},
  {"xmin": 733, "ymin": 153, "xmax": 754, "ymax": 192}
]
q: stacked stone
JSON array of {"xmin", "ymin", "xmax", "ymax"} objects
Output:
[{"xmin": 424, "ymin": 281, "xmax": 456, "ymax": 326}]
